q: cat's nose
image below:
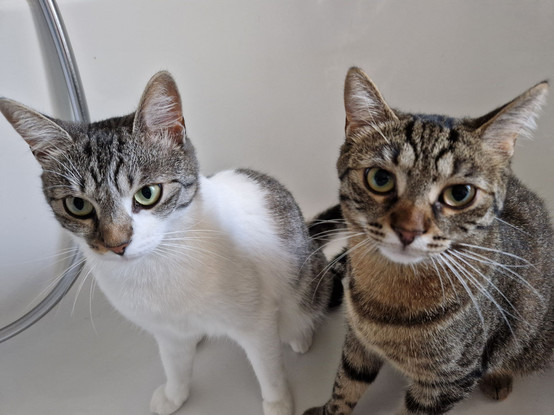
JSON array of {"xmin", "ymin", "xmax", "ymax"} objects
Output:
[
  {"xmin": 393, "ymin": 227, "xmax": 423, "ymax": 246},
  {"xmin": 107, "ymin": 241, "xmax": 131, "ymax": 256}
]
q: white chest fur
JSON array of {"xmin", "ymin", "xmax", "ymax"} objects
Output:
[{"xmin": 83, "ymin": 171, "xmax": 290, "ymax": 336}]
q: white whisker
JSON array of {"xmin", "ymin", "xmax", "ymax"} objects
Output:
[
  {"xmin": 72, "ymin": 264, "xmax": 95, "ymax": 316},
  {"xmin": 448, "ymin": 251, "xmax": 524, "ymax": 327},
  {"xmin": 458, "ymin": 243, "xmax": 535, "ymax": 267},
  {"xmin": 494, "ymin": 217, "xmax": 531, "ymax": 236},
  {"xmin": 439, "ymin": 253, "xmax": 485, "ymax": 326},
  {"xmin": 456, "ymin": 249, "xmax": 543, "ymax": 301}
]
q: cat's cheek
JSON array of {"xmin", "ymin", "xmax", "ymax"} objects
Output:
[{"xmin": 123, "ymin": 214, "xmax": 166, "ymax": 258}]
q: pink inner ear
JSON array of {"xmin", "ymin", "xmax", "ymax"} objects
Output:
[
  {"xmin": 143, "ymin": 93, "xmax": 184, "ymax": 132},
  {"xmin": 134, "ymin": 72, "xmax": 187, "ymax": 142}
]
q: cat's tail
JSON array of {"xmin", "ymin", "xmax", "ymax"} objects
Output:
[
  {"xmin": 325, "ymin": 249, "xmax": 347, "ymax": 309},
  {"xmin": 308, "ymin": 204, "xmax": 347, "ymax": 309},
  {"xmin": 308, "ymin": 204, "xmax": 346, "ymax": 247}
]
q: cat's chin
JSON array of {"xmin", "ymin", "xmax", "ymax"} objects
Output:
[
  {"xmin": 378, "ymin": 245, "xmax": 427, "ymax": 265},
  {"xmin": 84, "ymin": 246, "xmax": 149, "ymax": 263}
]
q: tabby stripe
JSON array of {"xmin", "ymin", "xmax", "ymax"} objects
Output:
[
  {"xmin": 340, "ymin": 352, "xmax": 379, "ymax": 384},
  {"xmin": 175, "ymin": 186, "xmax": 199, "ymax": 211},
  {"xmin": 171, "ymin": 178, "xmax": 196, "ymax": 188},
  {"xmin": 339, "ymin": 168, "xmax": 351, "ymax": 181},
  {"xmin": 113, "ymin": 157, "xmax": 123, "ymax": 192},
  {"xmin": 175, "ymin": 199, "xmax": 194, "ymax": 210},
  {"xmin": 339, "ymin": 193, "xmax": 366, "ymax": 207},
  {"xmin": 392, "ymin": 145, "xmax": 401, "ymax": 166},
  {"xmin": 90, "ymin": 167, "xmax": 102, "ymax": 186},
  {"xmin": 160, "ymin": 191, "xmax": 180, "ymax": 211},
  {"xmin": 345, "ymin": 400, "xmax": 356, "ymax": 409},
  {"xmin": 127, "ymin": 173, "xmax": 135, "ymax": 189},
  {"xmin": 349, "ymin": 279, "xmax": 462, "ymax": 326},
  {"xmin": 83, "ymin": 141, "xmax": 92, "ymax": 157},
  {"xmin": 405, "ymin": 390, "xmax": 463, "ymax": 415},
  {"xmin": 448, "ymin": 128, "xmax": 459, "ymax": 143},
  {"xmin": 404, "ymin": 119, "xmax": 418, "ymax": 161},
  {"xmin": 417, "ymin": 368, "xmax": 482, "ymax": 389},
  {"xmin": 434, "ymin": 147, "xmax": 451, "ymax": 171}
]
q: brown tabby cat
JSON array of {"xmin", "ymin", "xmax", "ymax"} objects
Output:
[{"xmin": 304, "ymin": 67, "xmax": 553, "ymax": 414}]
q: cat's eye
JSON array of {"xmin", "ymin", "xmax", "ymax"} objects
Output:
[
  {"xmin": 134, "ymin": 184, "xmax": 162, "ymax": 208},
  {"xmin": 365, "ymin": 167, "xmax": 395, "ymax": 194},
  {"xmin": 64, "ymin": 196, "xmax": 94, "ymax": 218},
  {"xmin": 441, "ymin": 184, "xmax": 476, "ymax": 208}
]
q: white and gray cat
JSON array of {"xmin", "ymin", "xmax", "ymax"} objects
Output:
[{"xmin": 0, "ymin": 71, "xmax": 341, "ymax": 415}]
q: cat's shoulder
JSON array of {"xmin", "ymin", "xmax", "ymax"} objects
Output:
[
  {"xmin": 204, "ymin": 168, "xmax": 305, "ymax": 231},
  {"xmin": 206, "ymin": 168, "xmax": 294, "ymax": 201},
  {"xmin": 502, "ymin": 174, "xmax": 553, "ymax": 236}
]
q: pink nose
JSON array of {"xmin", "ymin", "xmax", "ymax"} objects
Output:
[
  {"xmin": 393, "ymin": 227, "xmax": 424, "ymax": 246},
  {"xmin": 107, "ymin": 241, "xmax": 130, "ymax": 256}
]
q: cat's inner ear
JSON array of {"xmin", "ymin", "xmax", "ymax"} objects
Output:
[
  {"xmin": 475, "ymin": 81, "xmax": 548, "ymax": 159},
  {"xmin": 344, "ymin": 67, "xmax": 398, "ymax": 136},
  {"xmin": 133, "ymin": 71, "xmax": 186, "ymax": 144},
  {"xmin": 0, "ymin": 98, "xmax": 72, "ymax": 164}
]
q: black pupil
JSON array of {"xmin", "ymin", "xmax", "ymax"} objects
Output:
[
  {"xmin": 451, "ymin": 185, "xmax": 470, "ymax": 201},
  {"xmin": 74, "ymin": 198, "xmax": 85, "ymax": 210},
  {"xmin": 374, "ymin": 170, "xmax": 390, "ymax": 187},
  {"xmin": 142, "ymin": 187, "xmax": 152, "ymax": 199}
]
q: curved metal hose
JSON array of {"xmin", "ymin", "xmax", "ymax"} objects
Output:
[{"xmin": 0, "ymin": 0, "xmax": 88, "ymax": 343}]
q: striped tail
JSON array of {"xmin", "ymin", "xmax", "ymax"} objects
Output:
[{"xmin": 308, "ymin": 204, "xmax": 347, "ymax": 309}]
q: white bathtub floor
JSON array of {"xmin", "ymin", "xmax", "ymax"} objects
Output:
[{"xmin": 0, "ymin": 282, "xmax": 552, "ymax": 415}]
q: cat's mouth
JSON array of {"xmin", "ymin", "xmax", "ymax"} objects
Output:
[{"xmin": 378, "ymin": 244, "xmax": 429, "ymax": 265}]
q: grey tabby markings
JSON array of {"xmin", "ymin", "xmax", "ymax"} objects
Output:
[{"xmin": 304, "ymin": 67, "xmax": 553, "ymax": 415}]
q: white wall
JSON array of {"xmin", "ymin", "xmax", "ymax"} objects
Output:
[{"xmin": 1, "ymin": 0, "xmax": 553, "ymax": 326}]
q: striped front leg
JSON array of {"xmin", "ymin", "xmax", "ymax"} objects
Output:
[
  {"xmin": 304, "ymin": 327, "xmax": 383, "ymax": 415},
  {"xmin": 397, "ymin": 368, "xmax": 482, "ymax": 415}
]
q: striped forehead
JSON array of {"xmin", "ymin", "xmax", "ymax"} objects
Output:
[
  {"xmin": 76, "ymin": 129, "xmax": 136, "ymax": 193},
  {"xmin": 389, "ymin": 116, "xmax": 461, "ymax": 176}
]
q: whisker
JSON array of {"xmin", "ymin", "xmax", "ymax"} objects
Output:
[
  {"xmin": 1, "ymin": 246, "xmax": 80, "ymax": 268},
  {"xmin": 24, "ymin": 256, "xmax": 87, "ymax": 311},
  {"xmin": 429, "ymin": 256, "xmax": 447, "ymax": 304},
  {"xmin": 301, "ymin": 231, "xmax": 365, "ymax": 271},
  {"xmin": 42, "ymin": 169, "xmax": 80, "ymax": 187},
  {"xmin": 458, "ymin": 243, "xmax": 534, "ymax": 266},
  {"xmin": 89, "ymin": 267, "xmax": 98, "ymax": 335},
  {"xmin": 159, "ymin": 242, "xmax": 232, "ymax": 262},
  {"xmin": 445, "ymin": 252, "xmax": 518, "ymax": 334},
  {"xmin": 456, "ymin": 249, "xmax": 542, "ymax": 300},
  {"xmin": 311, "ymin": 237, "xmax": 373, "ymax": 302},
  {"xmin": 71, "ymin": 263, "xmax": 95, "ymax": 316},
  {"xmin": 494, "ymin": 217, "xmax": 531, "ymax": 236},
  {"xmin": 433, "ymin": 255, "xmax": 460, "ymax": 302},
  {"xmin": 438, "ymin": 253, "xmax": 485, "ymax": 326},
  {"xmin": 448, "ymin": 251, "xmax": 524, "ymax": 325}
]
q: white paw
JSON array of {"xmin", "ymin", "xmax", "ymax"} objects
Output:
[
  {"xmin": 262, "ymin": 391, "xmax": 294, "ymax": 415},
  {"xmin": 289, "ymin": 331, "xmax": 313, "ymax": 354},
  {"xmin": 150, "ymin": 384, "xmax": 188, "ymax": 415}
]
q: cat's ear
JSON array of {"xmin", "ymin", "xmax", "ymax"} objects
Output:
[
  {"xmin": 344, "ymin": 67, "xmax": 398, "ymax": 136},
  {"xmin": 475, "ymin": 81, "xmax": 548, "ymax": 159},
  {"xmin": 133, "ymin": 71, "xmax": 186, "ymax": 144},
  {"xmin": 0, "ymin": 98, "xmax": 72, "ymax": 164}
]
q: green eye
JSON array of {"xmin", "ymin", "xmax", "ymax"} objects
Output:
[
  {"xmin": 134, "ymin": 184, "xmax": 162, "ymax": 207},
  {"xmin": 365, "ymin": 167, "xmax": 395, "ymax": 194},
  {"xmin": 441, "ymin": 184, "xmax": 476, "ymax": 208},
  {"xmin": 64, "ymin": 196, "xmax": 94, "ymax": 218}
]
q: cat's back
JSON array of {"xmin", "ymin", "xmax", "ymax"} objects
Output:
[{"xmin": 201, "ymin": 168, "xmax": 309, "ymax": 255}]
